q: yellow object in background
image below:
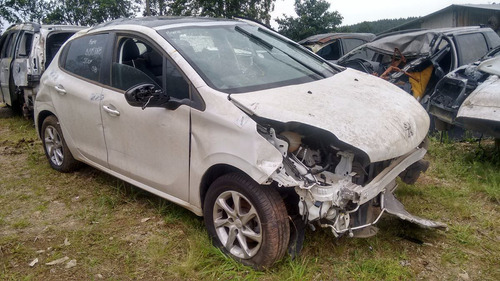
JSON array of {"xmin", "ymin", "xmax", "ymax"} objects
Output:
[{"xmin": 409, "ymin": 65, "xmax": 434, "ymax": 100}]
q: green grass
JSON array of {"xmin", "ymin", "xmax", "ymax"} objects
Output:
[{"xmin": 1, "ymin": 109, "xmax": 499, "ymax": 280}]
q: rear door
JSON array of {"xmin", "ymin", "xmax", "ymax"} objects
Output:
[
  {"xmin": 49, "ymin": 33, "xmax": 109, "ymax": 167},
  {"xmin": 0, "ymin": 31, "xmax": 19, "ymax": 105}
]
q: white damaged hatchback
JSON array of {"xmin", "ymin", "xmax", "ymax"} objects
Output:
[{"xmin": 34, "ymin": 17, "xmax": 446, "ymax": 268}]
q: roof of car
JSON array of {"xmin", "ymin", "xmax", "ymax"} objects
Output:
[
  {"xmin": 5, "ymin": 22, "xmax": 84, "ymax": 32},
  {"xmin": 375, "ymin": 26, "xmax": 492, "ymax": 40},
  {"xmin": 91, "ymin": 16, "xmax": 236, "ymax": 30},
  {"xmin": 366, "ymin": 26, "xmax": 496, "ymax": 57},
  {"xmin": 298, "ymin": 33, "xmax": 375, "ymax": 45}
]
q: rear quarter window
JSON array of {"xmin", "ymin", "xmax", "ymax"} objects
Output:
[{"xmin": 61, "ymin": 34, "xmax": 108, "ymax": 82}]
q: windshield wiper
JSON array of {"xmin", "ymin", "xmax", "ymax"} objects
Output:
[
  {"xmin": 236, "ymin": 25, "xmax": 326, "ymax": 78},
  {"xmin": 258, "ymin": 28, "xmax": 343, "ymax": 73},
  {"xmin": 235, "ymin": 25, "xmax": 273, "ymax": 50}
]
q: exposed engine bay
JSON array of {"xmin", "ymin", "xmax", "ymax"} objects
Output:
[{"xmin": 257, "ymin": 122, "xmax": 447, "ymax": 239}]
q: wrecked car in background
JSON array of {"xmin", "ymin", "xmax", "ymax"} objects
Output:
[
  {"xmin": 0, "ymin": 23, "xmax": 84, "ymax": 116},
  {"xmin": 298, "ymin": 33, "xmax": 375, "ymax": 61},
  {"xmin": 34, "ymin": 16, "xmax": 445, "ymax": 268},
  {"xmin": 428, "ymin": 46, "xmax": 500, "ymax": 139},
  {"xmin": 337, "ymin": 27, "xmax": 500, "ymax": 102}
]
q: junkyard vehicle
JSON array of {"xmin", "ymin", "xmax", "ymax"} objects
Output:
[
  {"xmin": 298, "ymin": 33, "xmax": 375, "ymax": 61},
  {"xmin": 34, "ymin": 17, "xmax": 445, "ymax": 268},
  {"xmin": 337, "ymin": 27, "xmax": 500, "ymax": 102},
  {"xmin": 428, "ymin": 46, "xmax": 500, "ymax": 139},
  {"xmin": 0, "ymin": 23, "xmax": 84, "ymax": 115}
]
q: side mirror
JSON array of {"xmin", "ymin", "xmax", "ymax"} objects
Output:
[{"xmin": 124, "ymin": 84, "xmax": 169, "ymax": 109}]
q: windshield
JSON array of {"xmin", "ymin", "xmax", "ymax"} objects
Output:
[{"xmin": 159, "ymin": 24, "xmax": 338, "ymax": 93}]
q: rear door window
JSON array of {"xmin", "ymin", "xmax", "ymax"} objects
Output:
[
  {"xmin": 455, "ymin": 33, "xmax": 488, "ymax": 66},
  {"xmin": 61, "ymin": 34, "xmax": 108, "ymax": 82},
  {"xmin": 342, "ymin": 38, "xmax": 366, "ymax": 54}
]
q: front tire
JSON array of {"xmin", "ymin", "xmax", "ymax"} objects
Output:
[
  {"xmin": 203, "ymin": 173, "xmax": 290, "ymax": 269},
  {"xmin": 41, "ymin": 115, "xmax": 80, "ymax": 172}
]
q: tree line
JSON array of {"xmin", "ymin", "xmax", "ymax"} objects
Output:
[{"xmin": 0, "ymin": 0, "xmax": 416, "ymax": 41}]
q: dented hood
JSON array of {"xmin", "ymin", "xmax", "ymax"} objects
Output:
[{"xmin": 230, "ymin": 68, "xmax": 430, "ymax": 162}]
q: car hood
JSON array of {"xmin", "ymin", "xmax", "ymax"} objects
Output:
[{"xmin": 230, "ymin": 68, "xmax": 430, "ymax": 162}]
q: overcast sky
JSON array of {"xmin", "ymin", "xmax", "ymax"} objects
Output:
[{"xmin": 270, "ymin": 0, "xmax": 496, "ymax": 27}]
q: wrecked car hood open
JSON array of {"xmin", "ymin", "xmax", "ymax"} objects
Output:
[{"xmin": 230, "ymin": 68, "xmax": 430, "ymax": 163}]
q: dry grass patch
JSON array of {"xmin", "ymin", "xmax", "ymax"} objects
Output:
[{"xmin": 1, "ymin": 106, "xmax": 499, "ymax": 280}]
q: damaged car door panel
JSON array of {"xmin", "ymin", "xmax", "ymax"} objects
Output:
[{"xmin": 34, "ymin": 17, "xmax": 445, "ymax": 269}]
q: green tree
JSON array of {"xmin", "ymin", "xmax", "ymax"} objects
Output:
[
  {"xmin": 145, "ymin": 0, "xmax": 275, "ymax": 25},
  {"xmin": 45, "ymin": 0, "xmax": 140, "ymax": 26},
  {"xmin": 275, "ymin": 0, "xmax": 342, "ymax": 41},
  {"xmin": 0, "ymin": 0, "xmax": 53, "ymax": 24},
  {"xmin": 342, "ymin": 17, "xmax": 418, "ymax": 34}
]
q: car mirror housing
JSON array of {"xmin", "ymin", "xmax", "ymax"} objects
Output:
[{"xmin": 124, "ymin": 84, "xmax": 170, "ymax": 109}]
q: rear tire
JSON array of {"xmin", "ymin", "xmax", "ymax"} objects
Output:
[
  {"xmin": 41, "ymin": 115, "xmax": 80, "ymax": 172},
  {"xmin": 203, "ymin": 173, "xmax": 290, "ymax": 269}
]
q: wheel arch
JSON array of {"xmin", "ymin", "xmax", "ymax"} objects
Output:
[
  {"xmin": 199, "ymin": 164, "xmax": 245, "ymax": 210},
  {"xmin": 36, "ymin": 110, "xmax": 55, "ymax": 138}
]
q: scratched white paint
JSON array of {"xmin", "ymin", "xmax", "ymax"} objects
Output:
[
  {"xmin": 457, "ymin": 74, "xmax": 500, "ymax": 123},
  {"xmin": 231, "ymin": 68, "xmax": 430, "ymax": 162},
  {"xmin": 478, "ymin": 56, "xmax": 500, "ymax": 76}
]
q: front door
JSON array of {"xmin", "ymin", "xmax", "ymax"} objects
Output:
[{"xmin": 100, "ymin": 35, "xmax": 191, "ymax": 201}]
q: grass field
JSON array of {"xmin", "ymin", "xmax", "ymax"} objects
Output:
[{"xmin": 1, "ymin": 106, "xmax": 499, "ymax": 280}]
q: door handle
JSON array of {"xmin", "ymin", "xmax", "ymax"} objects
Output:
[
  {"xmin": 54, "ymin": 84, "xmax": 66, "ymax": 95},
  {"xmin": 102, "ymin": 105, "xmax": 120, "ymax": 116}
]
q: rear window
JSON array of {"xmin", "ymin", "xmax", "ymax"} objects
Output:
[
  {"xmin": 455, "ymin": 33, "xmax": 488, "ymax": 66},
  {"xmin": 61, "ymin": 34, "xmax": 108, "ymax": 82}
]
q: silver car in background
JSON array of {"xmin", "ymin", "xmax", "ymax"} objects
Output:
[{"xmin": 0, "ymin": 23, "xmax": 84, "ymax": 116}]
